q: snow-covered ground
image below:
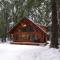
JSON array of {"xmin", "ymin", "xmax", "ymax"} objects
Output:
[{"xmin": 0, "ymin": 43, "xmax": 60, "ymax": 60}]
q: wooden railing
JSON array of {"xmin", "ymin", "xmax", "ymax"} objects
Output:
[
  {"xmin": 14, "ymin": 32, "xmax": 42, "ymax": 35},
  {"xmin": 12, "ymin": 32, "xmax": 42, "ymax": 42}
]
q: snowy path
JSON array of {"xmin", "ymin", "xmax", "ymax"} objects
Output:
[{"xmin": 0, "ymin": 43, "xmax": 60, "ymax": 60}]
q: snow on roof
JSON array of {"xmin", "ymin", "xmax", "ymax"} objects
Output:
[{"xmin": 28, "ymin": 17, "xmax": 34, "ymax": 23}]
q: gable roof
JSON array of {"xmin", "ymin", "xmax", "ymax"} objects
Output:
[{"xmin": 8, "ymin": 18, "xmax": 47, "ymax": 34}]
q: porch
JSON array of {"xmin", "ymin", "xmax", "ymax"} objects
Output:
[{"xmin": 10, "ymin": 32, "xmax": 46, "ymax": 44}]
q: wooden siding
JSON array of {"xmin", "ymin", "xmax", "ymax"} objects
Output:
[{"xmin": 10, "ymin": 32, "xmax": 46, "ymax": 43}]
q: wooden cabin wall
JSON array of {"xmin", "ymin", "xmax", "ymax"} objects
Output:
[
  {"xmin": 10, "ymin": 28, "xmax": 47, "ymax": 43},
  {"xmin": 11, "ymin": 31, "xmax": 45, "ymax": 43},
  {"xmin": 10, "ymin": 33, "xmax": 47, "ymax": 43}
]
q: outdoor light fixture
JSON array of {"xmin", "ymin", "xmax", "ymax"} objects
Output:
[
  {"xmin": 21, "ymin": 24, "xmax": 27, "ymax": 27},
  {"xmin": 23, "ymin": 24, "xmax": 27, "ymax": 27}
]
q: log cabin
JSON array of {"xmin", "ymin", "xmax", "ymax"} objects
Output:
[{"xmin": 8, "ymin": 18, "xmax": 48, "ymax": 45}]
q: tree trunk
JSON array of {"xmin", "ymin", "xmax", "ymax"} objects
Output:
[{"xmin": 50, "ymin": 0, "xmax": 59, "ymax": 48}]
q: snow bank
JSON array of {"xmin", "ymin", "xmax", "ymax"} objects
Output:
[{"xmin": 0, "ymin": 43, "xmax": 60, "ymax": 60}]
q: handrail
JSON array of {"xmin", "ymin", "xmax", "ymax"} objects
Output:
[{"xmin": 14, "ymin": 32, "xmax": 41, "ymax": 35}]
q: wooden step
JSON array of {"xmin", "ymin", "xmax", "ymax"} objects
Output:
[{"xmin": 10, "ymin": 42, "xmax": 41, "ymax": 45}]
